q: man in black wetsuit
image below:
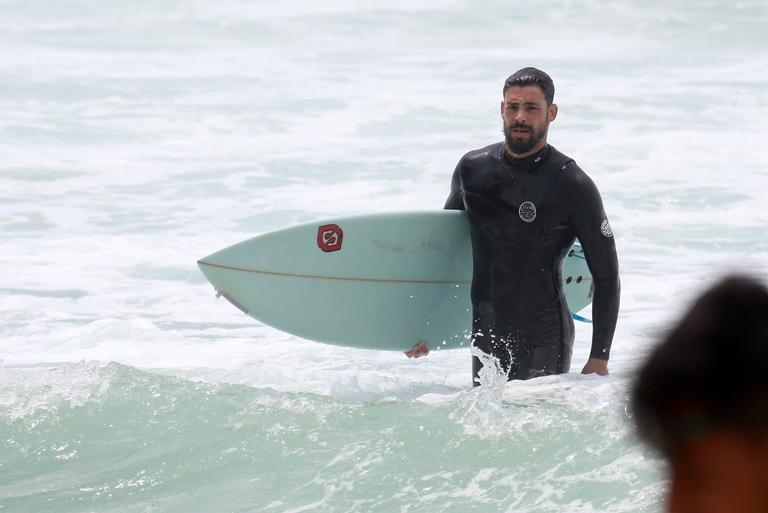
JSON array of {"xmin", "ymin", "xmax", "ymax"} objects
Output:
[{"xmin": 406, "ymin": 68, "xmax": 620, "ymax": 383}]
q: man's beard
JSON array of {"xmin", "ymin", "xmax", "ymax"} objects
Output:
[{"xmin": 503, "ymin": 121, "xmax": 548, "ymax": 155}]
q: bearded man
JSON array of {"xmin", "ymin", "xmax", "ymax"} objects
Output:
[{"xmin": 406, "ymin": 68, "xmax": 620, "ymax": 384}]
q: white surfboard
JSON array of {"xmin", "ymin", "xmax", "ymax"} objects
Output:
[{"xmin": 198, "ymin": 211, "xmax": 593, "ymax": 351}]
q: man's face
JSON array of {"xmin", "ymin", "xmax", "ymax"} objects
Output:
[
  {"xmin": 667, "ymin": 429, "xmax": 768, "ymax": 513},
  {"xmin": 500, "ymin": 85, "xmax": 557, "ymax": 156}
]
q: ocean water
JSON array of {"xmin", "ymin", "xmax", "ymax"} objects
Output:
[{"xmin": 2, "ymin": 1, "xmax": 767, "ymax": 511}]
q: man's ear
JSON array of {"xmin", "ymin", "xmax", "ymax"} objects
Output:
[{"xmin": 549, "ymin": 103, "xmax": 558, "ymax": 122}]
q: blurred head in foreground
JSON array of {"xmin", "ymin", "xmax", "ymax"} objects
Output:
[{"xmin": 632, "ymin": 275, "xmax": 768, "ymax": 513}]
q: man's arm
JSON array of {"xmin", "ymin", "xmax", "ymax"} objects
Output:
[
  {"xmin": 567, "ymin": 166, "xmax": 620, "ymax": 374},
  {"xmin": 444, "ymin": 159, "xmax": 465, "ymax": 210}
]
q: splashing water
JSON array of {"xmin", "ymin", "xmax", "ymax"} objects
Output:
[{"xmin": 449, "ymin": 345, "xmax": 509, "ymax": 438}]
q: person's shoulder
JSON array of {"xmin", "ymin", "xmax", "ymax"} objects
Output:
[
  {"xmin": 550, "ymin": 147, "xmax": 594, "ymax": 187},
  {"xmin": 459, "ymin": 141, "xmax": 504, "ymax": 164},
  {"xmin": 549, "ymin": 147, "xmax": 603, "ymax": 203}
]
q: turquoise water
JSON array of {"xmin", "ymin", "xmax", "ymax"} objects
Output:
[
  {"xmin": 2, "ymin": 0, "xmax": 767, "ymax": 511},
  {"xmin": 2, "ymin": 363, "xmax": 657, "ymax": 513}
]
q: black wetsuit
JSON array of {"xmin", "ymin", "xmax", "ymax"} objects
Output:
[{"xmin": 444, "ymin": 143, "xmax": 620, "ymax": 382}]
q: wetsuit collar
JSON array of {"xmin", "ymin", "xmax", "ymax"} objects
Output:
[{"xmin": 500, "ymin": 144, "xmax": 551, "ymax": 173}]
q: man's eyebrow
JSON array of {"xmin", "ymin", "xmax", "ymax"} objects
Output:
[{"xmin": 505, "ymin": 101, "xmax": 541, "ymax": 106}]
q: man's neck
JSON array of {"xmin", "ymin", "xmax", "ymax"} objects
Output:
[
  {"xmin": 504, "ymin": 139, "xmax": 548, "ymax": 159},
  {"xmin": 500, "ymin": 143, "xmax": 551, "ymax": 171}
]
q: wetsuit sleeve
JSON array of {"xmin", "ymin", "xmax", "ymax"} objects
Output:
[
  {"xmin": 567, "ymin": 167, "xmax": 620, "ymax": 360},
  {"xmin": 444, "ymin": 158, "xmax": 465, "ymax": 210}
]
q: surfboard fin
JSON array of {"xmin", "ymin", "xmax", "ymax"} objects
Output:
[{"xmin": 217, "ymin": 291, "xmax": 250, "ymax": 315}]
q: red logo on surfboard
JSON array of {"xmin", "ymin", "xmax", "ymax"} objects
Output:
[{"xmin": 317, "ymin": 224, "xmax": 343, "ymax": 252}]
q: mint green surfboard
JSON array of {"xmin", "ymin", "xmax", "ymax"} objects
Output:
[{"xmin": 198, "ymin": 211, "xmax": 593, "ymax": 351}]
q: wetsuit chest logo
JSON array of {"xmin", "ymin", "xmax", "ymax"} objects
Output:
[
  {"xmin": 317, "ymin": 224, "xmax": 344, "ymax": 252},
  {"xmin": 519, "ymin": 201, "xmax": 537, "ymax": 223}
]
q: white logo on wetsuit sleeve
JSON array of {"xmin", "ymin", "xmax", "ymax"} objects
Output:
[
  {"xmin": 600, "ymin": 218, "xmax": 613, "ymax": 237},
  {"xmin": 519, "ymin": 201, "xmax": 537, "ymax": 222}
]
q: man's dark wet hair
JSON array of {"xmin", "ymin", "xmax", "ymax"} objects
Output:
[
  {"xmin": 503, "ymin": 67, "xmax": 555, "ymax": 105},
  {"xmin": 631, "ymin": 275, "xmax": 768, "ymax": 457}
]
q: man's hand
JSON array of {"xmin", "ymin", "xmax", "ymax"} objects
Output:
[
  {"xmin": 405, "ymin": 340, "xmax": 430, "ymax": 358},
  {"xmin": 581, "ymin": 358, "xmax": 609, "ymax": 376}
]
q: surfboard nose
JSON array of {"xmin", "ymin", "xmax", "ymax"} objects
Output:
[
  {"xmin": 197, "ymin": 252, "xmax": 229, "ymax": 288},
  {"xmin": 198, "ymin": 257, "xmax": 251, "ymax": 315},
  {"xmin": 197, "ymin": 244, "xmax": 242, "ymax": 277},
  {"xmin": 197, "ymin": 245, "xmax": 231, "ymax": 268}
]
